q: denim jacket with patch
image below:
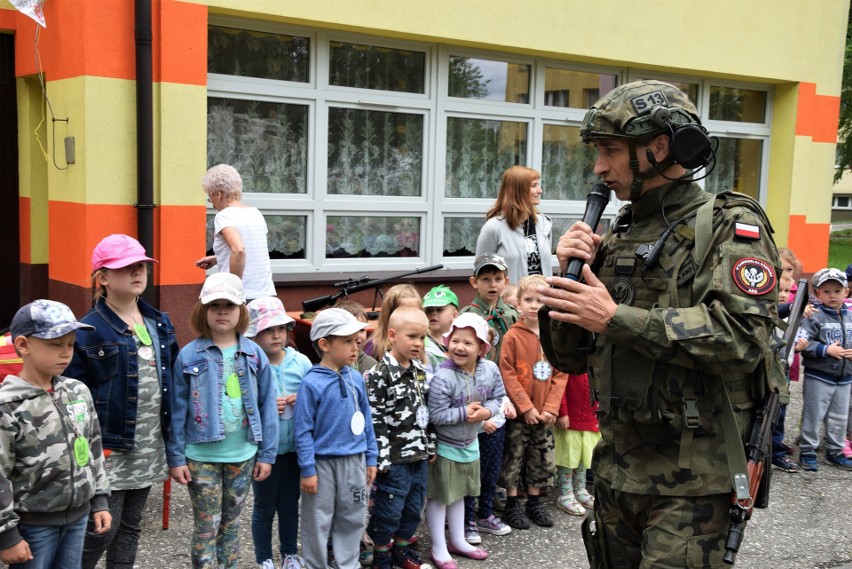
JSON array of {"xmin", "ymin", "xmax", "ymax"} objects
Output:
[{"xmin": 166, "ymin": 335, "xmax": 279, "ymax": 467}]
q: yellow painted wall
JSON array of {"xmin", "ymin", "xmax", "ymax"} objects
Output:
[
  {"xmin": 192, "ymin": 0, "xmax": 848, "ymax": 92},
  {"xmin": 16, "ymin": 76, "xmax": 49, "ymax": 264},
  {"xmin": 156, "ymin": 82, "xmax": 208, "ymax": 205}
]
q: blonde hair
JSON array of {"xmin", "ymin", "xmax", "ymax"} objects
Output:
[
  {"xmin": 190, "ymin": 301, "xmax": 249, "ymax": 339},
  {"xmin": 486, "ymin": 165, "xmax": 541, "ymax": 230},
  {"xmin": 778, "ymin": 248, "xmax": 802, "ymax": 280},
  {"xmin": 372, "ymin": 284, "xmax": 422, "ymax": 358},
  {"xmin": 90, "ymin": 265, "xmax": 151, "ymax": 306},
  {"xmin": 517, "ymin": 274, "xmax": 547, "ymax": 299}
]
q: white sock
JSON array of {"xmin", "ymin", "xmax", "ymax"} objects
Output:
[
  {"xmin": 426, "ymin": 499, "xmax": 450, "ymax": 561},
  {"xmin": 447, "ymin": 499, "xmax": 477, "ymax": 553}
]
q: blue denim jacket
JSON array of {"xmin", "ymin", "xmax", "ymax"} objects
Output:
[
  {"xmin": 67, "ymin": 297, "xmax": 178, "ymax": 451},
  {"xmin": 166, "ymin": 335, "xmax": 279, "ymax": 467}
]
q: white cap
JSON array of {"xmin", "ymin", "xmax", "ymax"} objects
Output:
[
  {"xmin": 310, "ymin": 307, "xmax": 367, "ymax": 342},
  {"xmin": 199, "ymin": 272, "xmax": 246, "ymax": 305}
]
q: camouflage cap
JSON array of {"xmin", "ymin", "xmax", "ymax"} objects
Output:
[
  {"xmin": 812, "ymin": 267, "xmax": 848, "ymax": 289},
  {"xmin": 580, "ymin": 80, "xmax": 701, "ymax": 142},
  {"xmin": 10, "ymin": 299, "xmax": 94, "ymax": 340}
]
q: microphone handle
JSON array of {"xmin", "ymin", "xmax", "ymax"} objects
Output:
[{"xmin": 562, "ymin": 183, "xmax": 611, "ymax": 281}]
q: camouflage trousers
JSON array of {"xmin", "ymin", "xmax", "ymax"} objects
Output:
[
  {"xmin": 586, "ymin": 475, "xmax": 730, "ymax": 569},
  {"xmin": 186, "ymin": 457, "xmax": 255, "ymax": 569},
  {"xmin": 499, "ymin": 420, "xmax": 555, "ymax": 490}
]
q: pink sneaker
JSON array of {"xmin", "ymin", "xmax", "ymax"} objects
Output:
[{"xmin": 843, "ymin": 438, "xmax": 852, "ymax": 458}]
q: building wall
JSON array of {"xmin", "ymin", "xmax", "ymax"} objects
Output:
[{"xmin": 0, "ymin": 0, "xmax": 847, "ymax": 342}]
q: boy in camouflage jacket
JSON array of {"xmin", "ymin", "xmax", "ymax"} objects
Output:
[
  {"xmin": 364, "ymin": 306, "xmax": 435, "ymax": 569},
  {"xmin": 0, "ymin": 300, "xmax": 111, "ymax": 567}
]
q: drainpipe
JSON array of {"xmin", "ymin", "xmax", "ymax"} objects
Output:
[{"xmin": 135, "ymin": 0, "xmax": 156, "ymax": 305}]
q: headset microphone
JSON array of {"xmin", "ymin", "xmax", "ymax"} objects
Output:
[
  {"xmin": 645, "ymin": 148, "xmax": 658, "ymax": 166},
  {"xmin": 564, "ymin": 182, "xmax": 611, "ymax": 281}
]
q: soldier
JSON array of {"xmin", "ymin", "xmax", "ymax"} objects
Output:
[{"xmin": 537, "ymin": 80, "xmax": 781, "ymax": 568}]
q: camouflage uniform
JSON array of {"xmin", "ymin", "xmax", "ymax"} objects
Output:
[
  {"xmin": 541, "ymin": 81, "xmax": 781, "ymax": 568},
  {"xmin": 0, "ymin": 374, "xmax": 110, "ymax": 550}
]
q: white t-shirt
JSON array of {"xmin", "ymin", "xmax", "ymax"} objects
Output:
[{"xmin": 213, "ymin": 206, "xmax": 275, "ymax": 299}]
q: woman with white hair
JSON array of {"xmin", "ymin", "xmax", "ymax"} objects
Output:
[{"xmin": 195, "ymin": 164, "xmax": 276, "ymax": 301}]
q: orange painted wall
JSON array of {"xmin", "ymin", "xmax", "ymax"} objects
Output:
[
  {"xmin": 795, "ymin": 83, "xmax": 841, "ymax": 144},
  {"xmin": 787, "ymin": 215, "xmax": 831, "ymax": 273},
  {"xmin": 10, "ymin": 0, "xmax": 206, "ymax": 85}
]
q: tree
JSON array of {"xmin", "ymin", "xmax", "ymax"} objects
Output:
[{"xmin": 835, "ymin": 5, "xmax": 852, "ymax": 183}]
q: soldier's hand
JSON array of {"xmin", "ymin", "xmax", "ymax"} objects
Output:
[
  {"xmin": 0, "ymin": 540, "xmax": 33, "ymax": 564},
  {"xmin": 169, "ymin": 466, "xmax": 192, "ymax": 485},
  {"xmin": 539, "ymin": 266, "xmax": 618, "ymax": 334},
  {"xmin": 92, "ymin": 511, "xmax": 112, "ymax": 534},
  {"xmin": 556, "ymin": 221, "xmax": 601, "ymax": 273}
]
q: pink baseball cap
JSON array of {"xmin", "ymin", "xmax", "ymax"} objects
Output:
[
  {"xmin": 246, "ymin": 297, "xmax": 295, "ymax": 338},
  {"xmin": 443, "ymin": 312, "xmax": 491, "ymax": 358},
  {"xmin": 92, "ymin": 234, "xmax": 157, "ymax": 273}
]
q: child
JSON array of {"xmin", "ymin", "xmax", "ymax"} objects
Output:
[
  {"xmin": 771, "ymin": 274, "xmax": 801, "ymax": 473},
  {"xmin": 364, "ymin": 306, "xmax": 434, "ymax": 569},
  {"xmin": 365, "ymin": 284, "xmax": 423, "ymax": 359},
  {"xmin": 427, "ymin": 313, "xmax": 505, "ymax": 568},
  {"xmin": 499, "ymin": 275, "xmax": 569, "ymax": 529},
  {"xmin": 423, "ymin": 285, "xmax": 459, "ymax": 371},
  {"xmin": 798, "ymin": 268, "xmax": 852, "ymax": 471},
  {"xmin": 0, "ymin": 300, "xmax": 111, "ymax": 567},
  {"xmin": 460, "ymin": 254, "xmax": 518, "ymax": 364},
  {"xmin": 501, "ymin": 284, "xmax": 518, "ymax": 310},
  {"xmin": 336, "ymin": 299, "xmax": 378, "ymax": 373},
  {"xmin": 295, "ymin": 308, "xmax": 379, "ymax": 569},
  {"xmin": 246, "ymin": 297, "xmax": 312, "ymax": 569},
  {"xmin": 65, "ymin": 234, "xmax": 178, "ymax": 569},
  {"xmin": 167, "ymin": 273, "xmax": 279, "ymax": 569},
  {"xmin": 459, "ymin": 254, "xmax": 518, "ymax": 544}
]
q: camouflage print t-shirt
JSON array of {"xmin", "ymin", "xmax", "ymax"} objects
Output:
[{"xmin": 106, "ymin": 335, "xmax": 167, "ymax": 490}]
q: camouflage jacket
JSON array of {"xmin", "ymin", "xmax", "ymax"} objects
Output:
[
  {"xmin": 0, "ymin": 375, "xmax": 110, "ymax": 549},
  {"xmin": 460, "ymin": 295, "xmax": 519, "ymax": 364},
  {"xmin": 364, "ymin": 354, "xmax": 434, "ymax": 471},
  {"xmin": 542, "ymin": 181, "xmax": 780, "ymax": 496}
]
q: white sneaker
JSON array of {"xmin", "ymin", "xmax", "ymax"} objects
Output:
[
  {"xmin": 283, "ymin": 554, "xmax": 307, "ymax": 569},
  {"xmin": 260, "ymin": 560, "xmax": 275, "ymax": 569}
]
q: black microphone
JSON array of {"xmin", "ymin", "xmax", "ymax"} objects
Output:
[{"xmin": 564, "ymin": 182, "xmax": 611, "ymax": 281}]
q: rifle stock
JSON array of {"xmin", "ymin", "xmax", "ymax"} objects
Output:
[
  {"xmin": 723, "ymin": 278, "xmax": 809, "ymax": 565},
  {"xmin": 301, "ymin": 265, "xmax": 444, "ymax": 313}
]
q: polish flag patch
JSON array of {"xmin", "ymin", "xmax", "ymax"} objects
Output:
[{"xmin": 734, "ymin": 222, "xmax": 760, "ymax": 239}]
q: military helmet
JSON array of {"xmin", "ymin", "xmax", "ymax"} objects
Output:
[{"xmin": 580, "ymin": 80, "xmax": 701, "ymax": 143}]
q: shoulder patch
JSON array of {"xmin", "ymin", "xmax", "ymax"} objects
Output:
[
  {"xmin": 731, "ymin": 257, "xmax": 776, "ymax": 296},
  {"xmin": 734, "ymin": 222, "xmax": 760, "ymax": 240}
]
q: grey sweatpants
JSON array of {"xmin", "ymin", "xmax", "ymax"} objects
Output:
[
  {"xmin": 301, "ymin": 454, "xmax": 368, "ymax": 569},
  {"xmin": 800, "ymin": 376, "xmax": 851, "ymax": 454}
]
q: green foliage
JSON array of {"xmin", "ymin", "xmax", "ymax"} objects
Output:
[
  {"xmin": 828, "ymin": 229, "xmax": 852, "ymax": 270},
  {"xmin": 835, "ymin": 8, "xmax": 852, "ymax": 183}
]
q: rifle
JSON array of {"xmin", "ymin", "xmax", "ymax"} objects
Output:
[
  {"xmin": 723, "ymin": 277, "xmax": 809, "ymax": 565},
  {"xmin": 301, "ymin": 265, "xmax": 444, "ymax": 314}
]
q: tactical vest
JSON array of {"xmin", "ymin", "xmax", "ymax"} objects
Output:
[{"xmin": 586, "ymin": 191, "xmax": 784, "ymax": 442}]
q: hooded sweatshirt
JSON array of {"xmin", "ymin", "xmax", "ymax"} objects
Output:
[
  {"xmin": 499, "ymin": 321, "xmax": 569, "ymax": 416},
  {"xmin": 294, "ymin": 364, "xmax": 378, "ymax": 478},
  {"xmin": 0, "ymin": 374, "xmax": 110, "ymax": 549}
]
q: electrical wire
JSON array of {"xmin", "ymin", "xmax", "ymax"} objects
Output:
[{"xmin": 34, "ymin": 26, "xmax": 68, "ymax": 170}]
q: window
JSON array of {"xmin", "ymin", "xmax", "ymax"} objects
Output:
[
  {"xmin": 833, "ymin": 196, "xmax": 852, "ymax": 210},
  {"xmin": 207, "ymin": 19, "xmax": 772, "ymax": 277}
]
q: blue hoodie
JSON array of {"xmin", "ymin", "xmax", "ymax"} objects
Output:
[{"xmin": 294, "ymin": 364, "xmax": 378, "ymax": 477}]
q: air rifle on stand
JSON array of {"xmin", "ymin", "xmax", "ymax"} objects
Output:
[
  {"xmin": 301, "ymin": 265, "xmax": 444, "ymax": 316},
  {"xmin": 723, "ymin": 277, "xmax": 809, "ymax": 565}
]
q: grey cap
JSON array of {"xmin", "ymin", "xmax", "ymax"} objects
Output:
[
  {"xmin": 812, "ymin": 268, "xmax": 848, "ymax": 289},
  {"xmin": 473, "ymin": 253, "xmax": 509, "ymax": 277},
  {"xmin": 310, "ymin": 307, "xmax": 367, "ymax": 342},
  {"xmin": 10, "ymin": 299, "xmax": 94, "ymax": 340}
]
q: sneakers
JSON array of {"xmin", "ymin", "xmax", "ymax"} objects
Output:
[
  {"xmin": 260, "ymin": 560, "xmax": 275, "ymax": 569},
  {"xmin": 359, "ymin": 536, "xmax": 375, "ymax": 567},
  {"xmin": 799, "ymin": 453, "xmax": 819, "ymax": 471},
  {"xmin": 771, "ymin": 455, "xmax": 799, "ymax": 473},
  {"xmin": 371, "ymin": 550, "xmax": 393, "ymax": 569},
  {"xmin": 525, "ymin": 497, "xmax": 554, "ymax": 527},
  {"xmin": 391, "ymin": 545, "xmax": 432, "ymax": 569},
  {"xmin": 476, "ymin": 514, "xmax": 511, "ymax": 536},
  {"xmin": 825, "ymin": 451, "xmax": 852, "ymax": 470},
  {"xmin": 503, "ymin": 497, "xmax": 530, "ymax": 529},
  {"xmin": 283, "ymin": 555, "xmax": 307, "ymax": 569},
  {"xmin": 464, "ymin": 520, "xmax": 481, "ymax": 544}
]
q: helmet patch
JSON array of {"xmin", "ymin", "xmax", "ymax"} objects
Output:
[
  {"xmin": 630, "ymin": 90, "xmax": 670, "ymax": 114},
  {"xmin": 732, "ymin": 257, "xmax": 776, "ymax": 296}
]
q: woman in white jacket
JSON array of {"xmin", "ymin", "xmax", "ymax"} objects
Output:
[{"xmin": 475, "ymin": 166, "xmax": 553, "ymax": 284}]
